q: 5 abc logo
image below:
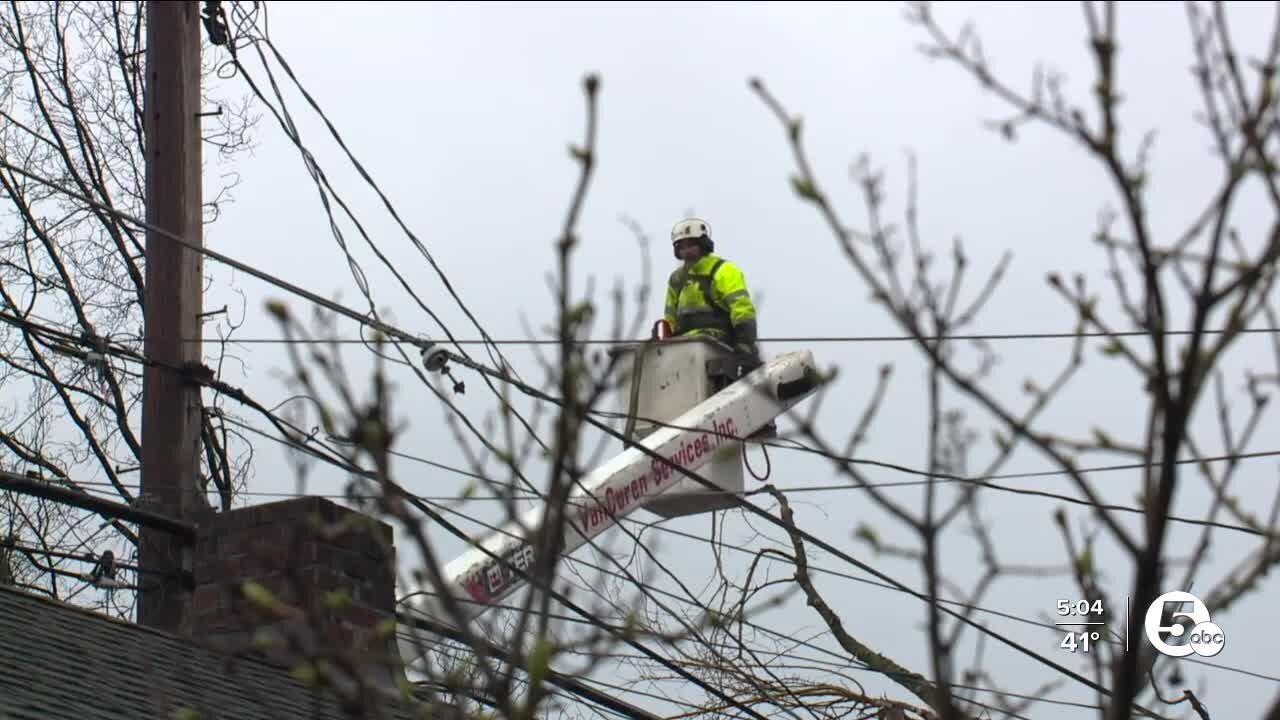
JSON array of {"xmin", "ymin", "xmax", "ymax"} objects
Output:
[{"xmin": 1144, "ymin": 591, "xmax": 1226, "ymax": 658}]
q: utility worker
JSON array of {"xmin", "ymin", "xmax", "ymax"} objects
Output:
[
  {"xmin": 663, "ymin": 217, "xmax": 761, "ymax": 365},
  {"xmin": 661, "ymin": 217, "xmax": 774, "ymax": 440}
]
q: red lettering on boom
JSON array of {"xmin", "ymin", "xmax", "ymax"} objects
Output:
[{"xmin": 568, "ymin": 415, "xmax": 752, "ymax": 538}]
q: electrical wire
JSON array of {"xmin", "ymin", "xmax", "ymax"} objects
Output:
[
  {"xmin": 20, "ymin": 295, "xmax": 1271, "ymax": 547},
  {"xmin": 174, "ymin": 327, "xmax": 1280, "ymax": 345},
  {"xmin": 13, "ymin": 303, "xmax": 1280, "ymax": 695},
  {"xmin": 12, "ymin": 288, "xmax": 1275, "ymax": 546},
  {"xmin": 0, "ymin": 538, "xmax": 171, "ymax": 578},
  {"xmin": 545, "ymin": 535, "xmax": 1280, "ymax": 699},
  {"xmin": 17, "ymin": 297, "xmax": 1269, "ymax": 543},
  {"xmin": 398, "ymin": 461, "xmax": 1279, "ymax": 713}
]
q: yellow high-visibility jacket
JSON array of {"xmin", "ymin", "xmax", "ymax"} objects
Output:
[{"xmin": 663, "ymin": 254, "xmax": 758, "ymax": 350}]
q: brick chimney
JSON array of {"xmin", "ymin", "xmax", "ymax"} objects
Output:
[{"xmin": 186, "ymin": 497, "xmax": 403, "ymax": 686}]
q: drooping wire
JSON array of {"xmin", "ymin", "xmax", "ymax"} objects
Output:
[{"xmin": 742, "ymin": 443, "xmax": 771, "ymax": 482}]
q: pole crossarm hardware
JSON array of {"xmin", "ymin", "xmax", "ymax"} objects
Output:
[
  {"xmin": 0, "ymin": 470, "xmax": 196, "ymax": 543},
  {"xmin": 0, "ymin": 470, "xmax": 196, "ymax": 590}
]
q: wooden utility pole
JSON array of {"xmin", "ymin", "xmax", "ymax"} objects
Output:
[{"xmin": 138, "ymin": 0, "xmax": 206, "ymax": 632}]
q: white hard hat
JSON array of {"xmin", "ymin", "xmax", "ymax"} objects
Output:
[{"xmin": 671, "ymin": 218, "xmax": 712, "ymax": 244}]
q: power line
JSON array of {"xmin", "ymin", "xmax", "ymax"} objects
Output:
[
  {"xmin": 0, "ymin": 469, "xmax": 194, "ymax": 542},
  {"xmin": 34, "ymin": 460, "xmax": 1114, "ymax": 671},
  {"xmin": 176, "ymin": 327, "xmax": 1280, "ymax": 346},
  {"xmin": 8, "ymin": 72, "xmax": 829, "ymax": 708},
  {"xmin": 36, "ymin": 466, "xmax": 1113, "ymax": 673},
  {"xmin": 76, "ymin": 467, "xmax": 1272, "ymax": 544},
  {"xmin": 85, "ymin": 360, "xmax": 1278, "ymax": 544},
  {"xmin": 224, "ymin": 40, "xmax": 783, "ymax": 707},
  {"xmin": 527, "ymin": 557, "xmax": 1055, "ymax": 719},
  {"xmin": 53, "ymin": 447, "xmax": 1280, "ymax": 693},
  {"xmin": 571, "ymin": 406, "xmax": 1280, "ymax": 537},
  {"xmin": 413, "ymin": 483, "xmax": 1166, "ymax": 720},
  {"xmin": 1, "ymin": 395, "xmax": 657, "ymax": 719},
  {"xmin": 240, "ymin": 15, "xmax": 520, "ymax": 373},
  {"xmin": 234, "ymin": 384, "xmax": 994, "ymax": 719},
  {"xmin": 17, "ymin": 363, "xmax": 780, "ymax": 720},
  {"xmin": 0, "ymin": 157, "xmax": 788, "ymax": 714},
  {"xmin": 756, "ymin": 446, "xmax": 1280, "ymax": 538},
  {"xmin": 219, "ymin": 5, "xmax": 1278, "ymax": 710},
  {"xmin": 2, "ymin": 154, "xmax": 1270, "ymax": 539},
  {"xmin": 404, "ymin": 507, "xmax": 774, "ymax": 718},
  {"xmin": 13, "ymin": 300, "xmax": 1276, "ymax": 566},
  {"xmin": 424, "ymin": 487, "xmax": 1064, "ymax": 648},
  {"xmin": 42, "ymin": 341, "xmax": 1273, "ymax": 700},
  {"xmin": 218, "ymin": 413, "xmax": 489, "ymax": 483}
]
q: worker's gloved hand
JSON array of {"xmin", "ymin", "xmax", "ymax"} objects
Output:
[
  {"xmin": 734, "ymin": 343, "xmax": 763, "ymax": 374},
  {"xmin": 733, "ymin": 322, "xmax": 761, "ymax": 365}
]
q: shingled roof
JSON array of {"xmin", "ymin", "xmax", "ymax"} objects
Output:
[{"xmin": 0, "ymin": 586, "xmax": 423, "ymax": 720}]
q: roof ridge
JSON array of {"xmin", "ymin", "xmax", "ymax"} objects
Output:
[
  {"xmin": 0, "ymin": 584, "xmax": 285, "ymax": 673},
  {"xmin": 0, "ymin": 585, "xmax": 420, "ymax": 712}
]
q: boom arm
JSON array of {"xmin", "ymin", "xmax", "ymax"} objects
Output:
[{"xmin": 401, "ymin": 350, "xmax": 821, "ymax": 635}]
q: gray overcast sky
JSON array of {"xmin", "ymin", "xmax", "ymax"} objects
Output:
[{"xmin": 201, "ymin": 1, "xmax": 1280, "ymax": 717}]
